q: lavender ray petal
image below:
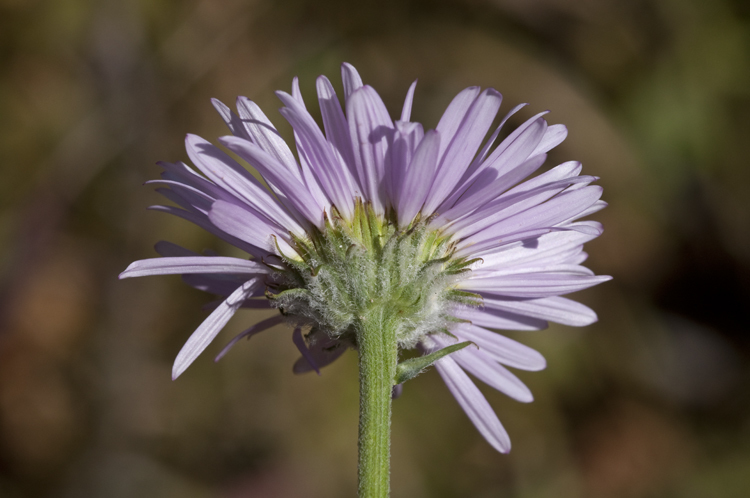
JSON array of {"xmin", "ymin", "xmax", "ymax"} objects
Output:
[
  {"xmin": 481, "ymin": 112, "xmax": 548, "ymax": 174},
  {"xmin": 456, "ymin": 350, "xmax": 534, "ymax": 403},
  {"xmin": 172, "ymin": 277, "xmax": 262, "ymax": 379},
  {"xmin": 500, "ymin": 160, "xmax": 582, "ymax": 198},
  {"xmin": 277, "ymin": 90, "xmax": 357, "ymax": 219},
  {"xmin": 288, "ymin": 134, "xmax": 334, "ymax": 217},
  {"xmin": 478, "ymin": 229, "xmax": 599, "ymax": 270},
  {"xmin": 564, "ymin": 178, "xmax": 598, "ymax": 192},
  {"xmin": 461, "ymin": 273, "xmax": 612, "ymax": 298},
  {"xmin": 235, "ymin": 96, "xmax": 301, "ymax": 176},
  {"xmin": 185, "ymin": 135, "xmax": 304, "ymax": 234},
  {"xmin": 157, "ymin": 160, "xmax": 202, "ymax": 180},
  {"xmin": 211, "ymin": 98, "xmax": 249, "ymax": 139},
  {"xmin": 453, "ymin": 307, "xmax": 548, "ymax": 331},
  {"xmin": 154, "ymin": 187, "xmax": 205, "ymax": 214},
  {"xmin": 294, "ymin": 135, "xmax": 334, "ymax": 217},
  {"xmin": 341, "ymin": 62, "xmax": 363, "ymax": 100},
  {"xmin": 433, "ymin": 336, "xmax": 534, "ymax": 403},
  {"xmin": 119, "ymin": 256, "xmax": 268, "ymax": 279},
  {"xmin": 456, "ymin": 185, "xmax": 603, "ymax": 245},
  {"xmin": 566, "ymin": 251, "xmax": 589, "ymax": 266},
  {"xmin": 316, "ymin": 75, "xmax": 359, "ymax": 184},
  {"xmin": 472, "ymin": 263, "xmax": 595, "ymax": 278},
  {"xmin": 400, "ymin": 79, "xmax": 418, "ymax": 122},
  {"xmin": 157, "ymin": 161, "xmax": 234, "ymax": 204},
  {"xmin": 565, "ymin": 220, "xmax": 604, "ymax": 236},
  {"xmin": 208, "ymin": 200, "xmax": 297, "ymax": 256},
  {"xmin": 455, "ymin": 227, "xmax": 565, "ymax": 258},
  {"xmin": 435, "ymin": 86, "xmax": 481, "ymax": 159},
  {"xmin": 482, "ymin": 295, "xmax": 598, "ymax": 327},
  {"xmin": 452, "ymin": 323, "xmax": 547, "ymax": 371},
  {"xmin": 453, "ymin": 112, "xmax": 548, "ymax": 200},
  {"xmin": 566, "ymin": 200, "xmax": 607, "ymax": 222},
  {"xmin": 442, "ymin": 172, "xmax": 593, "ymax": 238},
  {"xmin": 148, "ymin": 180, "xmax": 215, "ymax": 212},
  {"xmin": 470, "ymin": 103, "xmax": 528, "ymax": 168},
  {"xmin": 148, "ymin": 205, "xmax": 265, "ymax": 259},
  {"xmin": 219, "ymin": 136, "xmax": 326, "ymax": 228},
  {"xmin": 347, "ymin": 86, "xmax": 394, "ymax": 214},
  {"xmin": 438, "ymin": 153, "xmax": 548, "ymax": 224},
  {"xmin": 457, "ymin": 146, "xmax": 551, "ymax": 211},
  {"xmin": 390, "ymin": 121, "xmax": 424, "ymax": 213},
  {"xmin": 423, "ymin": 88, "xmax": 503, "ymax": 215},
  {"xmin": 507, "ymin": 249, "xmax": 595, "ymax": 274},
  {"xmin": 397, "ymin": 130, "xmax": 441, "ymax": 225},
  {"xmin": 434, "ymin": 356, "xmax": 511, "ymax": 453},
  {"xmin": 291, "ymin": 76, "xmax": 305, "ymax": 106},
  {"xmin": 532, "ymin": 124, "xmax": 567, "ymax": 156},
  {"xmin": 463, "ymin": 225, "xmax": 596, "ymax": 259}
]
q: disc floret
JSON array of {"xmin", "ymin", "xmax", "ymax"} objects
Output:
[{"xmin": 267, "ymin": 201, "xmax": 481, "ymax": 349}]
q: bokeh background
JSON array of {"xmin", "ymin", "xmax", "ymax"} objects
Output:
[{"xmin": 2, "ymin": 0, "xmax": 749, "ymax": 496}]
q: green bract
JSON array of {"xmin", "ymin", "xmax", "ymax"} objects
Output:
[{"xmin": 266, "ymin": 201, "xmax": 482, "ymax": 352}]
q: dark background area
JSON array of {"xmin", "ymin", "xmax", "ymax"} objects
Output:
[{"xmin": 1, "ymin": 0, "xmax": 749, "ymax": 496}]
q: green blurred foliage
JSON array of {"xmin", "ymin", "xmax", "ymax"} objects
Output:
[{"xmin": 1, "ymin": 0, "xmax": 749, "ymax": 497}]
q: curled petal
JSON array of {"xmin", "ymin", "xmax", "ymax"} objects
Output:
[
  {"xmin": 292, "ymin": 336, "xmax": 349, "ymax": 374},
  {"xmin": 215, "ymin": 315, "xmax": 285, "ymax": 361},
  {"xmin": 292, "ymin": 328, "xmax": 321, "ymax": 375}
]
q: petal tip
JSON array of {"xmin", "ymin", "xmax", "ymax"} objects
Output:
[{"xmin": 171, "ymin": 366, "xmax": 183, "ymax": 381}]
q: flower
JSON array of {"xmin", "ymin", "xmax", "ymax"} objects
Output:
[{"xmin": 120, "ymin": 62, "xmax": 610, "ymax": 453}]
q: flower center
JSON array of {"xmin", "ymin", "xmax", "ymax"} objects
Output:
[{"xmin": 266, "ymin": 201, "xmax": 481, "ymax": 349}]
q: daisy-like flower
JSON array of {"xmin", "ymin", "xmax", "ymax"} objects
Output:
[{"xmin": 120, "ymin": 63, "xmax": 610, "ymax": 455}]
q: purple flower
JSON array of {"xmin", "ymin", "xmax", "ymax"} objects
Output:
[{"xmin": 120, "ymin": 63, "xmax": 610, "ymax": 453}]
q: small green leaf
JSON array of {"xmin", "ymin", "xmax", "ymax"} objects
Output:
[{"xmin": 393, "ymin": 341, "xmax": 473, "ymax": 385}]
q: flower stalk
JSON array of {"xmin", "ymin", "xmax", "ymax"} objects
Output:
[{"xmin": 357, "ymin": 305, "xmax": 398, "ymax": 498}]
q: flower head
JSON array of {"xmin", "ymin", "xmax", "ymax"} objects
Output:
[{"xmin": 120, "ymin": 63, "xmax": 610, "ymax": 453}]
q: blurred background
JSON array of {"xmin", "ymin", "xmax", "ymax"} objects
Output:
[{"xmin": 1, "ymin": 0, "xmax": 749, "ymax": 496}]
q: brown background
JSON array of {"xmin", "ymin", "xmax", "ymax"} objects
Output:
[{"xmin": 1, "ymin": 0, "xmax": 749, "ymax": 496}]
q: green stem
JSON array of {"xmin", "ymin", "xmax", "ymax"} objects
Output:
[{"xmin": 357, "ymin": 307, "xmax": 398, "ymax": 498}]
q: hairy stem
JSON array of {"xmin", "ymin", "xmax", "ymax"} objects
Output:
[{"xmin": 357, "ymin": 307, "xmax": 398, "ymax": 498}]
